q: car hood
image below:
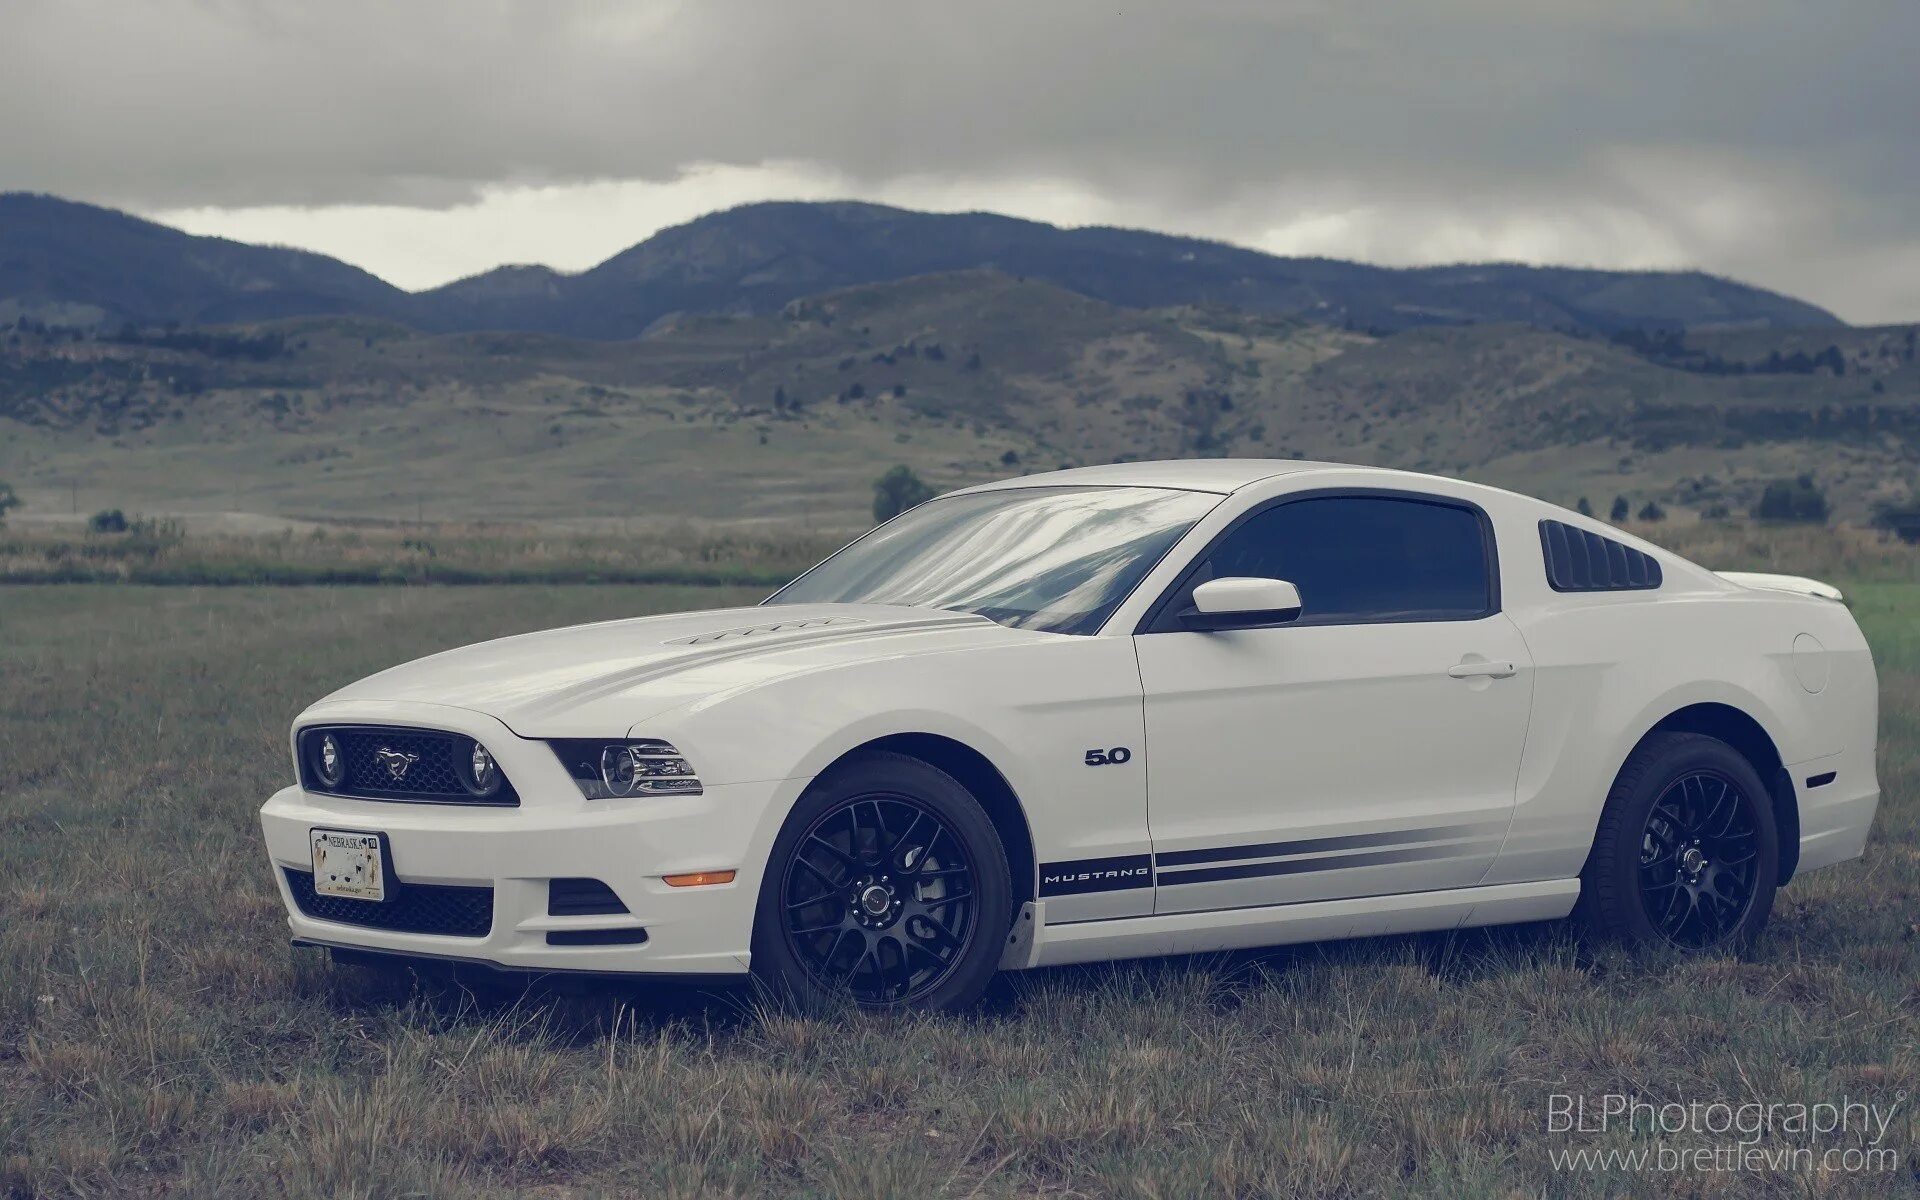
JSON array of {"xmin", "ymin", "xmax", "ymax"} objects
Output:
[{"xmin": 306, "ymin": 602, "xmax": 1035, "ymax": 736}]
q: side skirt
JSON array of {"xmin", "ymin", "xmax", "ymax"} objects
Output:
[{"xmin": 1006, "ymin": 878, "xmax": 1581, "ymax": 970}]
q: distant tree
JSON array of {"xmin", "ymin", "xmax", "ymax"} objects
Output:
[
  {"xmin": 772, "ymin": 385, "xmax": 788, "ymax": 412},
  {"xmin": 88, "ymin": 508, "xmax": 129, "ymax": 533},
  {"xmin": 0, "ymin": 480, "xmax": 18, "ymax": 526},
  {"xmin": 1873, "ymin": 500, "xmax": 1920, "ymax": 545},
  {"xmin": 1752, "ymin": 476, "xmax": 1829, "ymax": 524},
  {"xmin": 1609, "ymin": 496, "xmax": 1630, "ymax": 522},
  {"xmin": 1702, "ymin": 502, "xmax": 1732, "ymax": 520},
  {"xmin": 872, "ymin": 465, "xmax": 936, "ymax": 524},
  {"xmin": 1636, "ymin": 500, "xmax": 1666, "ymax": 522},
  {"xmin": 1000, "ymin": 449, "xmax": 1020, "ymax": 467},
  {"xmin": 1575, "ymin": 496, "xmax": 1594, "ymax": 517}
]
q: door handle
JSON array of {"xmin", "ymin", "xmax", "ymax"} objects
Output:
[{"xmin": 1448, "ymin": 660, "xmax": 1517, "ymax": 679}]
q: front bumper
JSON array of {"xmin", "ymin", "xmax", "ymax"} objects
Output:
[{"xmin": 260, "ymin": 704, "xmax": 796, "ymax": 976}]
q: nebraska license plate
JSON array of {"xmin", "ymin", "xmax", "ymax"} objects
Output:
[{"xmin": 310, "ymin": 829, "xmax": 385, "ymax": 901}]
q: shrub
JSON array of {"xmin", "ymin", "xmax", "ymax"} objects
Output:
[
  {"xmin": 1752, "ymin": 476, "xmax": 1829, "ymax": 524},
  {"xmin": 872, "ymin": 465, "xmax": 936, "ymax": 524},
  {"xmin": 1636, "ymin": 500, "xmax": 1666, "ymax": 522},
  {"xmin": 89, "ymin": 508, "xmax": 129, "ymax": 534},
  {"xmin": 1872, "ymin": 501, "xmax": 1920, "ymax": 545},
  {"xmin": 1575, "ymin": 496, "xmax": 1593, "ymax": 517},
  {"xmin": 1609, "ymin": 496, "xmax": 1630, "ymax": 522},
  {"xmin": 0, "ymin": 480, "xmax": 18, "ymax": 527}
]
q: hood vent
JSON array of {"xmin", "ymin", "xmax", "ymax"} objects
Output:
[{"xmin": 666, "ymin": 615, "xmax": 869, "ymax": 646}]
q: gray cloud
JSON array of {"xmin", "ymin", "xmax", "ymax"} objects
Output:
[{"xmin": 4, "ymin": 0, "xmax": 1916, "ymax": 320}]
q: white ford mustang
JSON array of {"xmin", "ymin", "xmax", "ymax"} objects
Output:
[{"xmin": 261, "ymin": 460, "xmax": 1880, "ymax": 1010}]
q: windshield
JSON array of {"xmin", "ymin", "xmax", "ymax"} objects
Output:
[{"xmin": 766, "ymin": 486, "xmax": 1218, "ymax": 635}]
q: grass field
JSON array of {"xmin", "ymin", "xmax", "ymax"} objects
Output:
[
  {"xmin": 0, "ymin": 523, "xmax": 842, "ymax": 587},
  {"xmin": 2, "ymin": 580, "xmax": 1916, "ymax": 1197}
]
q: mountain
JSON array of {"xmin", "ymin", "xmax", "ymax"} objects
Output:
[
  {"xmin": 454, "ymin": 201, "xmax": 1836, "ymax": 338},
  {"xmin": 0, "ymin": 193, "xmax": 411, "ymax": 328},
  {"xmin": 2, "ymin": 269, "xmax": 1910, "ymax": 527},
  {"xmin": 2, "ymin": 193, "xmax": 1841, "ymax": 339}
]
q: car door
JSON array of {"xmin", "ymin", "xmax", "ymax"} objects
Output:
[{"xmin": 1132, "ymin": 490, "xmax": 1533, "ymax": 915}]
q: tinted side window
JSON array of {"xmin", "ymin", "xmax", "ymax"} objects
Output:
[{"xmin": 1174, "ymin": 495, "xmax": 1494, "ymax": 624}]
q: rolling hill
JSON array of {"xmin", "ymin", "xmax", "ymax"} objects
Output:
[
  {"xmin": 1, "ymin": 269, "xmax": 1910, "ymax": 528},
  {"xmin": 0, "ymin": 193, "xmax": 412, "ymax": 329},
  {"xmin": 1, "ymin": 193, "xmax": 1841, "ymax": 340}
]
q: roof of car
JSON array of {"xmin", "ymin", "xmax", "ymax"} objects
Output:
[{"xmin": 951, "ymin": 458, "xmax": 1358, "ymax": 496}]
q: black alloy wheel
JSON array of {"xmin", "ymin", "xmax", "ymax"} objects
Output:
[
  {"xmin": 1579, "ymin": 731, "xmax": 1780, "ymax": 952},
  {"xmin": 782, "ymin": 794, "xmax": 976, "ymax": 1003},
  {"xmin": 752, "ymin": 753, "xmax": 1012, "ymax": 1012},
  {"xmin": 1636, "ymin": 770, "xmax": 1762, "ymax": 947}
]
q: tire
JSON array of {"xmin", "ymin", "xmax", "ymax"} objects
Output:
[
  {"xmin": 751, "ymin": 752, "xmax": 1013, "ymax": 1012},
  {"xmin": 1578, "ymin": 732, "xmax": 1780, "ymax": 952}
]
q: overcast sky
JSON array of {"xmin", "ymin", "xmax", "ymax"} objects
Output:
[{"xmin": 5, "ymin": 0, "xmax": 1915, "ymax": 322}]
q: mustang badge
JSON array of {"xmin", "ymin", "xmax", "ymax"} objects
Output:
[{"xmin": 374, "ymin": 747, "xmax": 420, "ymax": 780}]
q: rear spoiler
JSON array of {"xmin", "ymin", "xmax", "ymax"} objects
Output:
[{"xmin": 1714, "ymin": 571, "xmax": 1845, "ymax": 602}]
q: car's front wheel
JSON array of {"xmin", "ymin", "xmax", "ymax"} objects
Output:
[
  {"xmin": 1579, "ymin": 732, "xmax": 1780, "ymax": 952},
  {"xmin": 751, "ymin": 752, "xmax": 1013, "ymax": 1012}
]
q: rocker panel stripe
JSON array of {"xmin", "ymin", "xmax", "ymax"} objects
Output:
[
  {"xmin": 1154, "ymin": 841, "xmax": 1493, "ymax": 888},
  {"xmin": 1152, "ymin": 822, "xmax": 1506, "ymax": 869}
]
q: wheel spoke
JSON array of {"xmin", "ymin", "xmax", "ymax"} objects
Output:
[
  {"xmin": 1659, "ymin": 883, "xmax": 1688, "ymax": 931},
  {"xmin": 819, "ymin": 926, "xmax": 860, "ymax": 972},
  {"xmin": 1702, "ymin": 780, "xmax": 1735, "ymax": 837},
  {"xmin": 880, "ymin": 934, "xmax": 912, "ymax": 1000},
  {"xmin": 914, "ymin": 865, "xmax": 969, "ymax": 880},
  {"xmin": 789, "ymin": 916, "xmax": 845, "ymax": 936},
  {"xmin": 805, "ymin": 832, "xmax": 859, "ymax": 873},
  {"xmin": 913, "ymin": 914, "xmax": 963, "ymax": 951},
  {"xmin": 891, "ymin": 811, "xmax": 929, "ymax": 871},
  {"xmin": 792, "ymin": 853, "xmax": 843, "ymax": 893}
]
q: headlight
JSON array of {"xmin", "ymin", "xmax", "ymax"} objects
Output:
[{"xmin": 548, "ymin": 739, "xmax": 703, "ymax": 798}]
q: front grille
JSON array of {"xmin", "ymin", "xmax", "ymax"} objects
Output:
[
  {"xmin": 298, "ymin": 725, "xmax": 519, "ymax": 806},
  {"xmin": 284, "ymin": 868, "xmax": 494, "ymax": 937}
]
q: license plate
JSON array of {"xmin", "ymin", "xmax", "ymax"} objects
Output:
[{"xmin": 311, "ymin": 829, "xmax": 385, "ymax": 901}]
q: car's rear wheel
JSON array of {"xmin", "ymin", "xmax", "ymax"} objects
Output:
[
  {"xmin": 751, "ymin": 752, "xmax": 1012, "ymax": 1012},
  {"xmin": 1579, "ymin": 732, "xmax": 1779, "ymax": 951}
]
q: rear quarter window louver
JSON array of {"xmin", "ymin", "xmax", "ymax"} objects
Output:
[{"xmin": 1539, "ymin": 520, "xmax": 1663, "ymax": 592}]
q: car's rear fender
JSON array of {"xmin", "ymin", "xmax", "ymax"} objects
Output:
[{"xmin": 1486, "ymin": 591, "xmax": 1872, "ymax": 886}]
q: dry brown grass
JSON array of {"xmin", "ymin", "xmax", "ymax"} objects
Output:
[
  {"xmin": 1635, "ymin": 520, "xmax": 1920, "ymax": 585},
  {"xmin": 0, "ymin": 523, "xmax": 843, "ymax": 586},
  {"xmin": 1, "ymin": 575, "xmax": 1916, "ymax": 1197}
]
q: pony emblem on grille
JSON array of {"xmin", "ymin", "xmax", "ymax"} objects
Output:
[{"xmin": 374, "ymin": 747, "xmax": 420, "ymax": 780}]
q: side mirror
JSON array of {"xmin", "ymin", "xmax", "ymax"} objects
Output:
[{"xmin": 1181, "ymin": 577, "xmax": 1303, "ymax": 631}]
